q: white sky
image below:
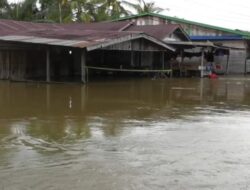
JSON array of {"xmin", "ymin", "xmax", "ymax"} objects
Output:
[
  {"xmin": 8, "ymin": 0, "xmax": 250, "ymax": 31},
  {"xmin": 140, "ymin": 0, "xmax": 250, "ymax": 31}
]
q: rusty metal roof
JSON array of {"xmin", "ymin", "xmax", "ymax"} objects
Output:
[
  {"xmin": 0, "ymin": 19, "xmax": 174, "ymax": 51},
  {"xmin": 62, "ymin": 21, "xmax": 133, "ymax": 31},
  {"xmin": 0, "ymin": 19, "xmax": 132, "ymax": 35},
  {"xmin": 125, "ymin": 24, "xmax": 190, "ymax": 41},
  {"xmin": 0, "ymin": 32, "xmax": 175, "ymax": 51}
]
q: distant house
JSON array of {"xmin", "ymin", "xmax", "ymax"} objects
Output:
[{"xmin": 116, "ymin": 13, "xmax": 250, "ymax": 74}]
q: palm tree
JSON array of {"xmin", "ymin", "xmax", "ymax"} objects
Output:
[
  {"xmin": 100, "ymin": 0, "xmax": 130, "ymax": 20},
  {"xmin": 125, "ymin": 0, "xmax": 163, "ymax": 14},
  {"xmin": 38, "ymin": 0, "xmax": 71, "ymax": 23},
  {"xmin": 5, "ymin": 0, "xmax": 38, "ymax": 21},
  {"xmin": 0, "ymin": 0, "xmax": 10, "ymax": 18},
  {"xmin": 70, "ymin": 0, "xmax": 130, "ymax": 22},
  {"xmin": 1, "ymin": 0, "xmax": 133, "ymax": 23},
  {"xmin": 70, "ymin": 0, "xmax": 98, "ymax": 22}
]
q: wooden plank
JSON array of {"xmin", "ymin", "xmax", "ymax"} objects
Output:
[{"xmin": 86, "ymin": 66, "xmax": 172, "ymax": 73}]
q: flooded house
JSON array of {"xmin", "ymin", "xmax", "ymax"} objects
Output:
[
  {"xmin": 123, "ymin": 23, "xmax": 229, "ymax": 77},
  {"xmin": 0, "ymin": 17, "xmax": 246, "ymax": 83},
  {"xmin": 0, "ymin": 20, "xmax": 178, "ymax": 83},
  {"xmin": 116, "ymin": 13, "xmax": 250, "ymax": 75}
]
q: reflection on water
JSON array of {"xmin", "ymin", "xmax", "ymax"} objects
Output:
[{"xmin": 1, "ymin": 77, "xmax": 250, "ymax": 189}]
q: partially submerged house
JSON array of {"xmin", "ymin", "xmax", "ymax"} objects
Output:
[
  {"xmin": 0, "ymin": 20, "xmax": 177, "ymax": 83},
  {"xmin": 0, "ymin": 16, "xmax": 242, "ymax": 83},
  {"xmin": 122, "ymin": 22, "xmax": 230, "ymax": 77},
  {"xmin": 116, "ymin": 13, "xmax": 250, "ymax": 74}
]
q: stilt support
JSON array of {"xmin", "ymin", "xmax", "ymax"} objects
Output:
[
  {"xmin": 244, "ymin": 58, "xmax": 248, "ymax": 75},
  {"xmin": 162, "ymin": 52, "xmax": 165, "ymax": 70},
  {"xmin": 46, "ymin": 49, "xmax": 50, "ymax": 82},
  {"xmin": 226, "ymin": 52, "xmax": 230, "ymax": 75},
  {"xmin": 81, "ymin": 50, "xmax": 86, "ymax": 83},
  {"xmin": 201, "ymin": 49, "xmax": 205, "ymax": 78}
]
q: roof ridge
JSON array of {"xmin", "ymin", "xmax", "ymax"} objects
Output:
[{"xmin": 115, "ymin": 12, "xmax": 250, "ymax": 37}]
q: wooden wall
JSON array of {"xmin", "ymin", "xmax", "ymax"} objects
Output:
[
  {"xmin": 0, "ymin": 51, "xmax": 10, "ymax": 80},
  {"xmin": 104, "ymin": 38, "xmax": 166, "ymax": 51},
  {"xmin": 125, "ymin": 16, "xmax": 248, "ymax": 74},
  {"xmin": 0, "ymin": 48, "xmax": 80, "ymax": 82}
]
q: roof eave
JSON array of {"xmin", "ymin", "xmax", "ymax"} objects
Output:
[{"xmin": 87, "ymin": 33, "xmax": 175, "ymax": 52}]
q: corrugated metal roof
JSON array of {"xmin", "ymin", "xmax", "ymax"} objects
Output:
[
  {"xmin": 0, "ymin": 31, "xmax": 132, "ymax": 47},
  {"xmin": 0, "ymin": 32, "xmax": 175, "ymax": 52},
  {"xmin": 125, "ymin": 24, "xmax": 190, "ymax": 41},
  {"xmin": 0, "ymin": 19, "xmax": 132, "ymax": 35},
  {"xmin": 0, "ymin": 19, "xmax": 175, "ymax": 51}
]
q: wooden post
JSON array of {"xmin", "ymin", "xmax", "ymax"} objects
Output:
[
  {"xmin": 7, "ymin": 51, "xmax": 10, "ymax": 79},
  {"xmin": 180, "ymin": 50, "xmax": 184, "ymax": 77},
  {"xmin": 201, "ymin": 49, "xmax": 204, "ymax": 78},
  {"xmin": 130, "ymin": 40, "xmax": 134, "ymax": 67},
  {"xmin": 81, "ymin": 85, "xmax": 86, "ymax": 111},
  {"xmin": 131, "ymin": 50, "xmax": 134, "ymax": 67},
  {"xmin": 244, "ymin": 58, "xmax": 248, "ymax": 75},
  {"xmin": 139, "ymin": 51, "xmax": 142, "ymax": 67},
  {"xmin": 226, "ymin": 53, "xmax": 230, "ymax": 75},
  {"xmin": 46, "ymin": 85, "xmax": 50, "ymax": 110},
  {"xmin": 200, "ymin": 78, "xmax": 204, "ymax": 101},
  {"xmin": 170, "ymin": 56, "xmax": 173, "ymax": 78},
  {"xmin": 101, "ymin": 50, "xmax": 104, "ymax": 65},
  {"xmin": 46, "ymin": 49, "xmax": 50, "ymax": 82},
  {"xmin": 162, "ymin": 52, "xmax": 165, "ymax": 70},
  {"xmin": 81, "ymin": 49, "xmax": 86, "ymax": 83}
]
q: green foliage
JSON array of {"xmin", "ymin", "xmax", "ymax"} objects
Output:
[
  {"xmin": 0, "ymin": 0, "xmax": 10, "ymax": 19},
  {"xmin": 125, "ymin": 0, "xmax": 163, "ymax": 14},
  {"xmin": 0, "ymin": 0, "xmax": 162, "ymax": 23}
]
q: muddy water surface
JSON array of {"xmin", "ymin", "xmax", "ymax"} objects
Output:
[{"xmin": 1, "ymin": 77, "xmax": 250, "ymax": 190}]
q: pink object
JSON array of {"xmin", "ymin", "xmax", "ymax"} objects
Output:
[{"xmin": 209, "ymin": 73, "xmax": 218, "ymax": 79}]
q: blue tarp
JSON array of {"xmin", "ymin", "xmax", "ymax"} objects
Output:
[{"xmin": 190, "ymin": 35, "xmax": 243, "ymax": 41}]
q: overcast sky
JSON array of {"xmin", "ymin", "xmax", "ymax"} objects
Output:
[
  {"xmin": 144, "ymin": 0, "xmax": 250, "ymax": 31},
  {"xmin": 8, "ymin": 0, "xmax": 250, "ymax": 31}
]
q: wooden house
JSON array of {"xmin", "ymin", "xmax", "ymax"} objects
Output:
[
  {"xmin": 0, "ymin": 20, "xmax": 177, "ymax": 83},
  {"xmin": 116, "ymin": 13, "xmax": 250, "ymax": 74}
]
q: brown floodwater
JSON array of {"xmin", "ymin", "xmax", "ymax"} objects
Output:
[{"xmin": 1, "ymin": 77, "xmax": 250, "ymax": 189}]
